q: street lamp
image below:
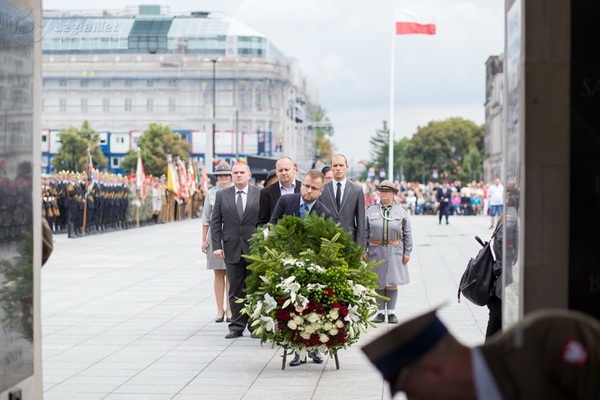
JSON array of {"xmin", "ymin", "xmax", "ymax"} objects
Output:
[{"xmin": 205, "ymin": 57, "xmax": 221, "ymax": 171}]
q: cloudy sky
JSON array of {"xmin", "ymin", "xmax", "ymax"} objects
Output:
[{"xmin": 43, "ymin": 0, "xmax": 505, "ymax": 163}]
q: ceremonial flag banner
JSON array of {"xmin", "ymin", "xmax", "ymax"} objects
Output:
[
  {"xmin": 394, "ymin": 9, "xmax": 436, "ymax": 35},
  {"xmin": 86, "ymin": 152, "xmax": 94, "ymax": 183},
  {"xmin": 136, "ymin": 152, "xmax": 146, "ymax": 197}
]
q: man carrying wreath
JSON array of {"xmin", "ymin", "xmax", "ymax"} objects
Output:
[{"xmin": 270, "ymin": 169, "xmax": 332, "ymax": 366}]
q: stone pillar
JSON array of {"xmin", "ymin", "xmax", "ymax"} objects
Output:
[
  {"xmin": 0, "ymin": 1, "xmax": 43, "ymax": 399},
  {"xmin": 503, "ymin": 0, "xmax": 571, "ymax": 325}
]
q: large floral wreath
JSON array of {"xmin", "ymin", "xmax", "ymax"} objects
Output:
[{"xmin": 242, "ymin": 214, "xmax": 381, "ymax": 357}]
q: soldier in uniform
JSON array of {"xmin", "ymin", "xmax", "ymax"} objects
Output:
[
  {"xmin": 363, "ymin": 308, "xmax": 600, "ymax": 400},
  {"xmin": 65, "ymin": 172, "xmax": 84, "ymax": 238}
]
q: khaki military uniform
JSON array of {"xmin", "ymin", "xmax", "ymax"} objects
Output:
[{"xmin": 482, "ymin": 309, "xmax": 600, "ymax": 400}]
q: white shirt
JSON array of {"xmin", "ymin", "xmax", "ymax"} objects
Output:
[
  {"xmin": 488, "ymin": 184, "xmax": 504, "ymax": 206},
  {"xmin": 471, "ymin": 348, "xmax": 503, "ymax": 400},
  {"xmin": 236, "ymin": 186, "xmax": 249, "ymax": 210},
  {"xmin": 279, "ymin": 181, "xmax": 296, "ymax": 196},
  {"xmin": 333, "ymin": 178, "xmax": 347, "ymax": 204}
]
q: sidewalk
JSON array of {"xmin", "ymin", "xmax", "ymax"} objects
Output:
[{"xmin": 42, "ymin": 214, "xmax": 494, "ymax": 400}]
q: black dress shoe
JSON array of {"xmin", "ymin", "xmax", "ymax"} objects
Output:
[
  {"xmin": 225, "ymin": 330, "xmax": 243, "ymax": 339},
  {"xmin": 308, "ymin": 350, "xmax": 324, "ymax": 364},
  {"xmin": 226, "ymin": 317, "xmax": 231, "ymax": 323},
  {"xmin": 388, "ymin": 314, "xmax": 398, "ymax": 324},
  {"xmin": 373, "ymin": 313, "xmax": 385, "ymax": 323},
  {"xmin": 289, "ymin": 352, "xmax": 306, "ymax": 367},
  {"xmin": 215, "ymin": 316, "xmax": 224, "ymax": 323}
]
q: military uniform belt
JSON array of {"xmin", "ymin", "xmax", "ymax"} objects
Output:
[{"xmin": 369, "ymin": 238, "xmax": 403, "ymax": 246}]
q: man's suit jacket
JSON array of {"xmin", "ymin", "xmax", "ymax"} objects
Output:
[
  {"xmin": 257, "ymin": 179, "xmax": 301, "ymax": 225},
  {"xmin": 210, "ymin": 185, "xmax": 260, "ymax": 264},
  {"xmin": 480, "ymin": 309, "xmax": 600, "ymax": 400},
  {"xmin": 269, "ymin": 194, "xmax": 333, "ymax": 223},
  {"xmin": 320, "ymin": 180, "xmax": 365, "ymax": 245}
]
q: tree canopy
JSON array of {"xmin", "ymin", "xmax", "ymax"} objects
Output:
[
  {"xmin": 51, "ymin": 121, "xmax": 106, "ymax": 172},
  {"xmin": 404, "ymin": 117, "xmax": 484, "ymax": 182},
  {"xmin": 120, "ymin": 123, "xmax": 191, "ymax": 176},
  {"xmin": 365, "ymin": 117, "xmax": 484, "ymax": 183}
]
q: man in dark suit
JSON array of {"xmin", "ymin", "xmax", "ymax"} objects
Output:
[
  {"xmin": 436, "ymin": 181, "xmax": 452, "ymax": 225},
  {"xmin": 270, "ymin": 169, "xmax": 332, "ymax": 223},
  {"xmin": 363, "ymin": 308, "xmax": 600, "ymax": 400},
  {"xmin": 319, "ymin": 154, "xmax": 365, "ymax": 246},
  {"xmin": 269, "ymin": 169, "xmax": 331, "ymax": 366},
  {"xmin": 210, "ymin": 162, "xmax": 260, "ymax": 339},
  {"xmin": 257, "ymin": 156, "xmax": 301, "ymax": 226}
]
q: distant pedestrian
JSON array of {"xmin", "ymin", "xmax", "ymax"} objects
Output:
[
  {"xmin": 488, "ymin": 178, "xmax": 504, "ymax": 228},
  {"xmin": 436, "ymin": 181, "xmax": 451, "ymax": 225}
]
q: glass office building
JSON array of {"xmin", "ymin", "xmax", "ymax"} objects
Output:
[{"xmin": 41, "ymin": 6, "xmax": 318, "ymax": 173}]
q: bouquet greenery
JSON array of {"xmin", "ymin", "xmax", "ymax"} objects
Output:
[{"xmin": 242, "ymin": 214, "xmax": 381, "ymax": 357}]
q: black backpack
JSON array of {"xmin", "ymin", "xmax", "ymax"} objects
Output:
[{"xmin": 458, "ymin": 224, "xmax": 502, "ymax": 306}]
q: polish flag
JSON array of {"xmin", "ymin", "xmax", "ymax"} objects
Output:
[
  {"xmin": 395, "ymin": 9, "xmax": 436, "ymax": 35},
  {"xmin": 136, "ymin": 152, "xmax": 146, "ymax": 198}
]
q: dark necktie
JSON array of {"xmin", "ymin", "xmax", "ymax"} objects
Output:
[
  {"xmin": 300, "ymin": 203, "xmax": 309, "ymax": 218},
  {"xmin": 335, "ymin": 182, "xmax": 342, "ymax": 210},
  {"xmin": 236, "ymin": 190, "xmax": 244, "ymax": 219}
]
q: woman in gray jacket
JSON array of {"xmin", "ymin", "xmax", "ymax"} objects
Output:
[{"xmin": 364, "ymin": 180, "xmax": 413, "ymax": 324}]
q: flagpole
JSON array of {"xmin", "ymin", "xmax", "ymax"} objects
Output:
[{"xmin": 388, "ymin": 24, "xmax": 396, "ymax": 180}]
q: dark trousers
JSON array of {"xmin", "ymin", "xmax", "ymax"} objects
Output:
[
  {"xmin": 225, "ymin": 259, "xmax": 252, "ymax": 333},
  {"xmin": 485, "ymin": 294, "xmax": 502, "ymax": 341}
]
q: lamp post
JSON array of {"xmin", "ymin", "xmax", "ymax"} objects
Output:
[
  {"xmin": 204, "ymin": 58, "xmax": 220, "ymax": 172},
  {"xmin": 210, "ymin": 58, "xmax": 218, "ymax": 171}
]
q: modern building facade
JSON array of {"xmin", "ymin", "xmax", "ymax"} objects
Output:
[{"xmin": 41, "ymin": 5, "xmax": 319, "ymax": 174}]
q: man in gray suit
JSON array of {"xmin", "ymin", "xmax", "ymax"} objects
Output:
[
  {"xmin": 210, "ymin": 163, "xmax": 260, "ymax": 338},
  {"xmin": 320, "ymin": 154, "xmax": 365, "ymax": 246}
]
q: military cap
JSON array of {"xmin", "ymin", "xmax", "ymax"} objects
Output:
[
  {"xmin": 376, "ymin": 180, "xmax": 399, "ymax": 194},
  {"xmin": 362, "ymin": 309, "xmax": 448, "ymax": 394},
  {"xmin": 213, "ymin": 161, "xmax": 232, "ymax": 175}
]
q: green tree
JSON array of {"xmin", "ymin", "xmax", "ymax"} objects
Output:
[
  {"xmin": 51, "ymin": 121, "xmax": 106, "ymax": 172},
  {"xmin": 120, "ymin": 123, "xmax": 191, "ymax": 176},
  {"xmin": 366, "ymin": 121, "xmax": 410, "ymax": 180},
  {"xmin": 404, "ymin": 118, "xmax": 483, "ymax": 182},
  {"xmin": 461, "ymin": 146, "xmax": 483, "ymax": 182}
]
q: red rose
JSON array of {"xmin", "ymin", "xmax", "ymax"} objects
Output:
[
  {"xmin": 310, "ymin": 335, "xmax": 321, "ymax": 345},
  {"xmin": 325, "ymin": 288, "xmax": 334, "ymax": 297},
  {"xmin": 278, "ymin": 322, "xmax": 286, "ymax": 330},
  {"xmin": 276, "ymin": 309, "xmax": 291, "ymax": 321},
  {"xmin": 338, "ymin": 334, "xmax": 347, "ymax": 344},
  {"xmin": 278, "ymin": 296, "xmax": 287, "ymax": 304},
  {"xmin": 331, "ymin": 301, "xmax": 341, "ymax": 308},
  {"xmin": 339, "ymin": 306, "xmax": 349, "ymax": 317},
  {"xmin": 326, "ymin": 338, "xmax": 335, "ymax": 346},
  {"xmin": 307, "ymin": 300, "xmax": 318, "ymax": 311},
  {"xmin": 316, "ymin": 305, "xmax": 325, "ymax": 314}
]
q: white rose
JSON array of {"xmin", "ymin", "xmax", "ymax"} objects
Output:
[
  {"xmin": 323, "ymin": 322, "xmax": 333, "ymax": 331},
  {"xmin": 287, "ymin": 320, "xmax": 297, "ymax": 330},
  {"xmin": 335, "ymin": 320, "xmax": 344, "ymax": 328},
  {"xmin": 319, "ymin": 334, "xmax": 329, "ymax": 343},
  {"xmin": 307, "ymin": 312, "xmax": 320, "ymax": 323},
  {"xmin": 329, "ymin": 328, "xmax": 339, "ymax": 336},
  {"xmin": 293, "ymin": 315, "xmax": 304, "ymax": 325},
  {"xmin": 300, "ymin": 331, "xmax": 311, "ymax": 340},
  {"xmin": 304, "ymin": 325, "xmax": 315, "ymax": 334},
  {"xmin": 329, "ymin": 309, "xmax": 339, "ymax": 320},
  {"xmin": 295, "ymin": 305, "xmax": 305, "ymax": 313}
]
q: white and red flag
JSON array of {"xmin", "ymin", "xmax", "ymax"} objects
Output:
[
  {"xmin": 394, "ymin": 9, "xmax": 436, "ymax": 35},
  {"xmin": 136, "ymin": 152, "xmax": 146, "ymax": 197}
]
